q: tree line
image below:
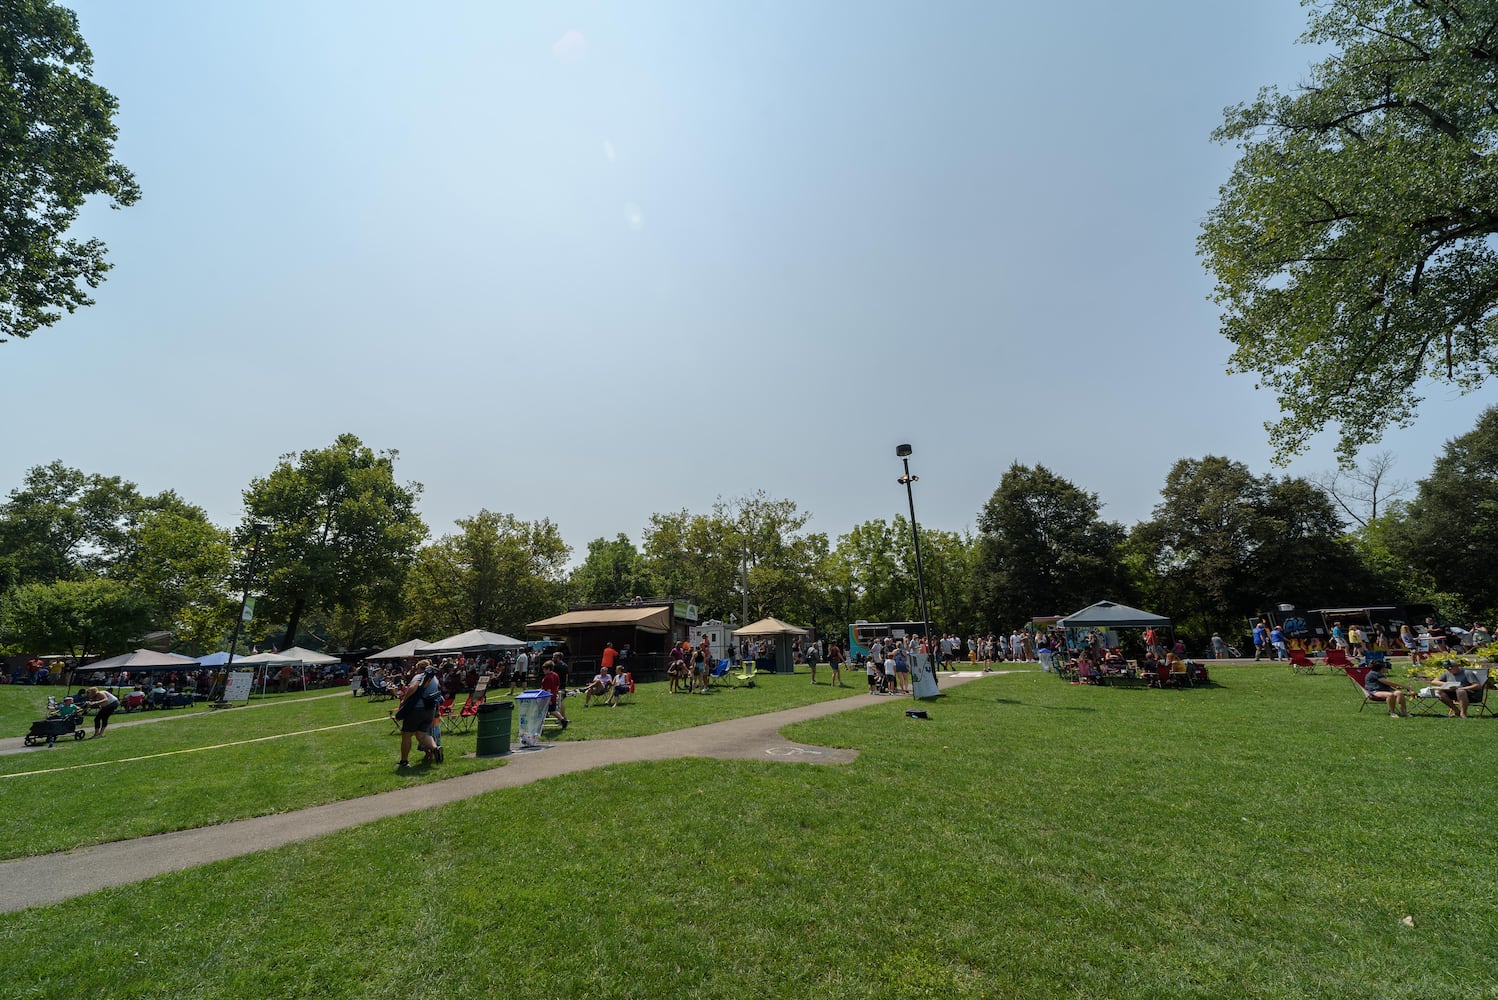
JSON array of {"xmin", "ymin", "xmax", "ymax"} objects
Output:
[{"xmin": 2, "ymin": 412, "xmax": 1495, "ymax": 661}]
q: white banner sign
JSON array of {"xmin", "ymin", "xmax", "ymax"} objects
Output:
[{"xmin": 224, "ymin": 671, "xmax": 254, "ymax": 703}]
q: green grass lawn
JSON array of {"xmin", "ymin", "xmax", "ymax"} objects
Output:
[
  {"xmin": 0, "ymin": 668, "xmax": 855, "ymax": 859},
  {"xmin": 1, "ymin": 665, "xmax": 1494, "ymax": 999},
  {"xmin": 0, "ymin": 682, "xmax": 353, "ymax": 738}
]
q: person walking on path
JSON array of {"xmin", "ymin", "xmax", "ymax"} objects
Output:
[
  {"xmin": 395, "ymin": 662, "xmax": 442, "ymax": 767},
  {"xmin": 84, "ymin": 687, "xmax": 120, "ymax": 738}
]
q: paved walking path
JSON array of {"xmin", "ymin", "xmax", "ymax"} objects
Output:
[{"xmin": 0, "ymin": 673, "xmax": 990, "ymax": 913}]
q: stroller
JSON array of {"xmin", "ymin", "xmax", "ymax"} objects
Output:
[{"xmin": 25, "ymin": 703, "xmax": 87, "ymax": 747}]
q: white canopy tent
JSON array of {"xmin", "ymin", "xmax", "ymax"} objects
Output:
[
  {"xmin": 275, "ymin": 646, "xmax": 341, "ymax": 666},
  {"xmin": 416, "ymin": 629, "xmax": 528, "ymax": 656},
  {"xmin": 366, "ymin": 638, "xmax": 430, "ymax": 661}
]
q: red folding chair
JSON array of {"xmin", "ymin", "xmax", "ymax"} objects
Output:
[
  {"xmin": 1325, "ymin": 648, "xmax": 1352, "ymax": 670},
  {"xmin": 1342, "ymin": 665, "xmax": 1377, "ymax": 711},
  {"xmin": 447, "ymin": 676, "xmax": 490, "ymax": 735},
  {"xmin": 1288, "ymin": 649, "xmax": 1317, "ymax": 674}
]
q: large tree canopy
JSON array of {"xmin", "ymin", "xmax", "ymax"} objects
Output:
[
  {"xmin": 1201, "ymin": 0, "xmax": 1498, "ymax": 460},
  {"xmin": 1388, "ymin": 404, "xmax": 1498, "ymax": 616},
  {"xmin": 1133, "ymin": 456, "xmax": 1379, "ymax": 635},
  {"xmin": 402, "ymin": 510, "xmax": 569, "ymax": 640},
  {"xmin": 240, "ymin": 434, "xmax": 426, "ymax": 650},
  {"xmin": 0, "ymin": 1, "xmax": 139, "ymax": 343},
  {"xmin": 971, "ymin": 464, "xmax": 1129, "ymax": 630},
  {"xmin": 1, "ymin": 577, "xmax": 152, "ymax": 660}
]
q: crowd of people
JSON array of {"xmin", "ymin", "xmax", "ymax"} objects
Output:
[{"xmin": 1250, "ymin": 616, "xmax": 1490, "ymax": 663}]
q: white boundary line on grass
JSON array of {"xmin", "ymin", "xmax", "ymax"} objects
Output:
[{"xmin": 0, "ymin": 717, "xmax": 390, "ymax": 780}]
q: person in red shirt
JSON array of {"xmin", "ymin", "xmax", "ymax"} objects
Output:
[
  {"xmin": 540, "ymin": 653, "xmax": 569, "ymax": 730},
  {"xmin": 600, "ymin": 642, "xmax": 617, "ymax": 672}
]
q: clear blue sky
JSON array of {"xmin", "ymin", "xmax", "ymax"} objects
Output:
[{"xmin": 7, "ymin": 1, "xmax": 1492, "ymax": 554}]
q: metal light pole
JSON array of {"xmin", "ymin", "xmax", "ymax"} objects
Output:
[
  {"xmin": 224, "ymin": 522, "xmax": 268, "ymax": 676},
  {"xmin": 896, "ymin": 443, "xmax": 936, "ymax": 690}
]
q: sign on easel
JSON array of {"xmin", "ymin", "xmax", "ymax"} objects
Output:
[{"xmin": 224, "ymin": 670, "xmax": 254, "ymax": 704}]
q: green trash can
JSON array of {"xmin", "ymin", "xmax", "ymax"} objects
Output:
[{"xmin": 475, "ymin": 700, "xmax": 514, "ymax": 757}]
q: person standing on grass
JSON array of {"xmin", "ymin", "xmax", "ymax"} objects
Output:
[
  {"xmin": 806, "ymin": 640, "xmax": 819, "ymax": 685},
  {"xmin": 84, "ymin": 687, "xmax": 119, "ymax": 737},
  {"xmin": 1399, "ymin": 624, "xmax": 1418, "ymax": 662},
  {"xmin": 827, "ymin": 642, "xmax": 844, "ymax": 687},
  {"xmin": 541, "ymin": 654, "xmax": 569, "ymax": 729},
  {"xmin": 1269, "ymin": 624, "xmax": 1287, "ymax": 661},
  {"xmin": 1036, "ymin": 636, "xmax": 1054, "ymax": 673},
  {"xmin": 512, "ymin": 647, "xmax": 529, "ymax": 696},
  {"xmin": 690, "ymin": 643, "xmax": 707, "ymax": 694},
  {"xmin": 1211, "ymin": 633, "xmax": 1228, "ymax": 659},
  {"xmin": 1347, "ymin": 623, "xmax": 1366, "ymax": 659}
]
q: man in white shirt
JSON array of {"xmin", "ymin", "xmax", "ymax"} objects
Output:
[{"xmin": 511, "ymin": 649, "xmax": 529, "ymax": 695}]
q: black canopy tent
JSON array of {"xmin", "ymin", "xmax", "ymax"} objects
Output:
[{"xmin": 1058, "ymin": 601, "xmax": 1172, "ymax": 630}]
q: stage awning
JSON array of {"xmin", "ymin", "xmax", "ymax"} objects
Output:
[{"xmin": 527, "ymin": 605, "xmax": 672, "ymax": 635}]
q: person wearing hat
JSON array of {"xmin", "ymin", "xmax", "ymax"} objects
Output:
[
  {"xmin": 48, "ymin": 696, "xmax": 81, "ymax": 747},
  {"xmin": 1434, "ymin": 661, "xmax": 1484, "ymax": 718},
  {"xmin": 1363, "ymin": 662, "xmax": 1410, "ymax": 717}
]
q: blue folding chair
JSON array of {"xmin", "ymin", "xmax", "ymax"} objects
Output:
[{"xmin": 707, "ymin": 658, "xmax": 733, "ymax": 688}]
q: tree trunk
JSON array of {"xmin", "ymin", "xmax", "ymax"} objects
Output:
[{"xmin": 283, "ymin": 595, "xmax": 305, "ymax": 651}]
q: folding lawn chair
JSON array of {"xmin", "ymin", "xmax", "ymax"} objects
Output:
[
  {"xmin": 707, "ymin": 659, "xmax": 732, "ymax": 688},
  {"xmin": 1342, "ymin": 665, "xmax": 1377, "ymax": 711},
  {"xmin": 1413, "ymin": 666, "xmax": 1493, "ymax": 718},
  {"xmin": 733, "ymin": 659, "xmax": 757, "ymax": 688},
  {"xmin": 1324, "ymin": 648, "xmax": 1353, "ymax": 671},
  {"xmin": 1468, "ymin": 667, "xmax": 1494, "ymax": 718},
  {"xmin": 611, "ymin": 672, "xmax": 635, "ymax": 704},
  {"xmin": 1288, "ymin": 649, "xmax": 1316, "ymax": 674},
  {"xmin": 446, "ymin": 677, "xmax": 490, "ymax": 735}
]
